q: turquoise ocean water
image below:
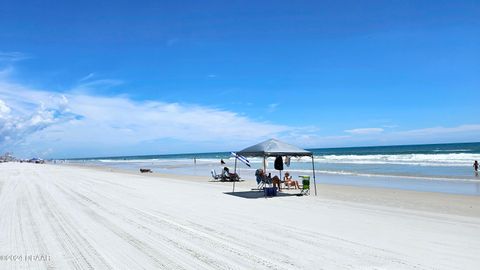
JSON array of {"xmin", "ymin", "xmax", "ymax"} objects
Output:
[{"xmin": 67, "ymin": 142, "xmax": 480, "ymax": 195}]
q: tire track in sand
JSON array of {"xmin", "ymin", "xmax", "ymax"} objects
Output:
[
  {"xmin": 61, "ymin": 184, "xmax": 292, "ymax": 270},
  {"xmin": 34, "ymin": 182, "xmax": 112, "ymax": 270}
]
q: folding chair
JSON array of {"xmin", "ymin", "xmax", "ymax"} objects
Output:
[
  {"xmin": 211, "ymin": 169, "xmax": 221, "ymax": 180},
  {"xmin": 300, "ymin": 176, "xmax": 310, "ymax": 195}
]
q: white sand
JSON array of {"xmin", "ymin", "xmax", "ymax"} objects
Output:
[{"xmin": 1, "ymin": 163, "xmax": 480, "ymax": 269}]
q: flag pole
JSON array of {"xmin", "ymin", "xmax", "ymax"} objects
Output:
[
  {"xmin": 311, "ymin": 155, "xmax": 317, "ymax": 196},
  {"xmin": 232, "ymin": 158, "xmax": 237, "ymax": 192}
]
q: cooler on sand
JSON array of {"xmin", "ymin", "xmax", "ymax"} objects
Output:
[{"xmin": 264, "ymin": 187, "xmax": 277, "ymax": 197}]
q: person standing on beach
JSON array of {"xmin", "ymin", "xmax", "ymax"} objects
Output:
[{"xmin": 474, "ymin": 160, "xmax": 479, "ymax": 176}]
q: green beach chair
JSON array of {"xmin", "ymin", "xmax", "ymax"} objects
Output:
[{"xmin": 299, "ymin": 176, "xmax": 310, "ymax": 195}]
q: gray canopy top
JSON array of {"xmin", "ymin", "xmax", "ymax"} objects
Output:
[{"xmin": 237, "ymin": 138, "xmax": 312, "ymax": 157}]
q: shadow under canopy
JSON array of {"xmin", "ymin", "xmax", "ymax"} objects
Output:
[
  {"xmin": 232, "ymin": 138, "xmax": 317, "ymax": 196},
  {"xmin": 224, "ymin": 191, "xmax": 300, "ymax": 199}
]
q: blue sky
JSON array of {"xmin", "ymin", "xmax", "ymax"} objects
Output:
[{"xmin": 0, "ymin": 0, "xmax": 479, "ymax": 158}]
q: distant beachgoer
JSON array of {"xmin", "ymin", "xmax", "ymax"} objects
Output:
[
  {"xmin": 474, "ymin": 160, "xmax": 479, "ymax": 176},
  {"xmin": 194, "ymin": 157, "xmax": 196, "ymax": 165},
  {"xmin": 221, "ymin": 159, "xmax": 225, "ymax": 165}
]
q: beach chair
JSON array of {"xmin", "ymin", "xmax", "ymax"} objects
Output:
[
  {"xmin": 253, "ymin": 176, "xmax": 272, "ymax": 191},
  {"xmin": 211, "ymin": 169, "xmax": 221, "ymax": 180},
  {"xmin": 299, "ymin": 176, "xmax": 310, "ymax": 195},
  {"xmin": 256, "ymin": 179, "xmax": 266, "ymax": 190}
]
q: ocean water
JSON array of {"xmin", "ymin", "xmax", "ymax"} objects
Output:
[{"xmin": 66, "ymin": 142, "xmax": 480, "ymax": 195}]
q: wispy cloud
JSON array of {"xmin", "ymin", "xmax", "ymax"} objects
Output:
[
  {"xmin": 71, "ymin": 79, "xmax": 124, "ymax": 93},
  {"xmin": 79, "ymin": 73, "xmax": 96, "ymax": 82},
  {"xmin": 267, "ymin": 103, "xmax": 279, "ymax": 113},
  {"xmin": 0, "ymin": 75, "xmax": 299, "ymax": 157},
  {"xmin": 345, "ymin": 127, "xmax": 384, "ymax": 135},
  {"xmin": 396, "ymin": 125, "xmax": 480, "ymax": 136},
  {"xmin": 0, "ymin": 51, "xmax": 30, "ymax": 62},
  {"xmin": 382, "ymin": 124, "xmax": 399, "ymax": 129},
  {"xmin": 298, "ymin": 124, "xmax": 480, "ymax": 149}
]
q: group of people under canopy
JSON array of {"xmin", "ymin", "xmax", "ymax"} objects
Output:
[
  {"xmin": 226, "ymin": 138, "xmax": 318, "ymax": 195},
  {"xmin": 255, "ymin": 169, "xmax": 299, "ymax": 191}
]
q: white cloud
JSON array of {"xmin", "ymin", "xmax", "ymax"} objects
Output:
[
  {"xmin": 345, "ymin": 127, "xmax": 384, "ymax": 135},
  {"xmin": 0, "ymin": 77, "xmax": 298, "ymax": 158},
  {"xmin": 0, "ymin": 99, "xmax": 11, "ymax": 115},
  {"xmin": 0, "ymin": 81, "xmax": 79, "ymax": 153}
]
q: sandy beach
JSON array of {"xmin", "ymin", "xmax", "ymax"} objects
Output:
[{"xmin": 1, "ymin": 162, "xmax": 480, "ymax": 270}]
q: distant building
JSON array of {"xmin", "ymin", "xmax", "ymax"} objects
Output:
[{"xmin": 0, "ymin": 152, "xmax": 15, "ymax": 162}]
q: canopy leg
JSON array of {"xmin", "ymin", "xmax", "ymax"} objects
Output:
[
  {"xmin": 263, "ymin": 156, "xmax": 266, "ymax": 173},
  {"xmin": 311, "ymin": 156, "xmax": 317, "ymax": 196}
]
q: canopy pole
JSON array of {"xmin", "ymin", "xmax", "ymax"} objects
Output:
[
  {"xmin": 311, "ymin": 155, "xmax": 317, "ymax": 196},
  {"xmin": 263, "ymin": 155, "xmax": 266, "ymax": 173},
  {"xmin": 232, "ymin": 158, "xmax": 238, "ymax": 192}
]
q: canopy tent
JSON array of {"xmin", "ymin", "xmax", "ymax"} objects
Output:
[
  {"xmin": 233, "ymin": 138, "xmax": 317, "ymax": 195},
  {"xmin": 237, "ymin": 138, "xmax": 312, "ymax": 157}
]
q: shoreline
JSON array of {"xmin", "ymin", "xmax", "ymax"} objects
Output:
[{"xmin": 61, "ymin": 159, "xmax": 480, "ymax": 196}]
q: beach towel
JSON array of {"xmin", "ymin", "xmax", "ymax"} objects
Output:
[{"xmin": 284, "ymin": 156, "xmax": 291, "ymax": 167}]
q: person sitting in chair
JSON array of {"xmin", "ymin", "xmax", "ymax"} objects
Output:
[
  {"xmin": 223, "ymin": 167, "xmax": 239, "ymax": 181},
  {"xmin": 255, "ymin": 168, "xmax": 265, "ymax": 184},
  {"xmin": 283, "ymin": 172, "xmax": 300, "ymax": 189},
  {"xmin": 222, "ymin": 167, "xmax": 230, "ymax": 178}
]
